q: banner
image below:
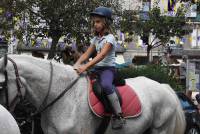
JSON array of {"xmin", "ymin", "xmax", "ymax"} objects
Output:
[
  {"xmin": 188, "ymin": 62, "xmax": 196, "ymax": 90},
  {"xmin": 188, "ymin": 61, "xmax": 200, "ymax": 91}
]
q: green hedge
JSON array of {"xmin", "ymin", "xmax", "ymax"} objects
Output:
[{"xmin": 117, "ymin": 65, "xmax": 183, "ymax": 91}]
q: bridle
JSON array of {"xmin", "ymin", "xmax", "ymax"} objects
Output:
[
  {"xmin": 0, "ymin": 56, "xmax": 23, "ymax": 111},
  {"xmin": 1, "ymin": 55, "xmax": 80, "ymax": 116}
]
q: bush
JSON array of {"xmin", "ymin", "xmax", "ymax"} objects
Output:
[{"xmin": 117, "ymin": 64, "xmax": 183, "ymax": 91}]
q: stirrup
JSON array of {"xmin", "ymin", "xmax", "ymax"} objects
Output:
[{"xmin": 111, "ymin": 114, "xmax": 125, "ymax": 130}]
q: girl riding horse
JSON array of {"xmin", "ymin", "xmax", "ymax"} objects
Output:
[{"xmin": 74, "ymin": 6, "xmax": 123, "ymax": 129}]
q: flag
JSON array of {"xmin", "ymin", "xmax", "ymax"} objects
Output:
[
  {"xmin": 31, "ymin": 40, "xmax": 35, "ymax": 47},
  {"xmin": 136, "ymin": 39, "xmax": 143, "ymax": 48},
  {"xmin": 43, "ymin": 40, "xmax": 48, "ymax": 47},
  {"xmin": 124, "ymin": 44, "xmax": 127, "ymax": 49},
  {"xmin": 120, "ymin": 32, "xmax": 123, "ymax": 40},
  {"xmin": 164, "ymin": 4, "xmax": 168, "ymax": 13},
  {"xmin": 188, "ymin": 36, "xmax": 193, "ymax": 43},
  {"xmin": 168, "ymin": 0, "xmax": 176, "ymax": 11},
  {"xmin": 175, "ymin": 37, "xmax": 180, "ymax": 44},
  {"xmin": 14, "ymin": 17, "xmax": 18, "ymax": 22},
  {"xmin": 0, "ymin": 8, "xmax": 3, "ymax": 14},
  {"xmin": 174, "ymin": 5, "xmax": 177, "ymax": 13},
  {"xmin": 197, "ymin": 36, "xmax": 200, "ymax": 41},
  {"xmin": 181, "ymin": 38, "xmax": 186, "ymax": 43},
  {"xmin": 125, "ymin": 32, "xmax": 129, "ymax": 38}
]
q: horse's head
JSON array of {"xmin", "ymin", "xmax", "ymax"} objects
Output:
[
  {"xmin": 0, "ymin": 55, "xmax": 8, "ymax": 105},
  {"xmin": 0, "ymin": 54, "xmax": 80, "ymax": 114},
  {"xmin": 0, "ymin": 54, "xmax": 7, "ymax": 71},
  {"xmin": 0, "ymin": 55, "xmax": 24, "ymax": 111}
]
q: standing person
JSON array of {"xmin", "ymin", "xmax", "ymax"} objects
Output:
[
  {"xmin": 161, "ymin": 51, "xmax": 168, "ymax": 66},
  {"xmin": 180, "ymin": 56, "xmax": 187, "ymax": 88},
  {"xmin": 74, "ymin": 6, "xmax": 124, "ymax": 129},
  {"xmin": 179, "ymin": 55, "xmax": 190, "ymax": 97}
]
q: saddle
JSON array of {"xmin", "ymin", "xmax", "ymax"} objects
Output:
[{"xmin": 88, "ymin": 76, "xmax": 142, "ymax": 118}]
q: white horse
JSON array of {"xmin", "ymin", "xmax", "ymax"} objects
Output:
[
  {"xmin": 0, "ymin": 54, "xmax": 185, "ymax": 134},
  {"xmin": 0, "ymin": 104, "xmax": 21, "ymax": 134}
]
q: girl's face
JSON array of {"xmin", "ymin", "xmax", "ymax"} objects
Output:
[{"xmin": 92, "ymin": 16, "xmax": 105, "ymax": 33}]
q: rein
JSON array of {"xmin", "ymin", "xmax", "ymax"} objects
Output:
[
  {"xmin": 34, "ymin": 61, "xmax": 54, "ymax": 115},
  {"xmin": 31, "ymin": 76, "xmax": 80, "ymax": 117},
  {"xmin": 7, "ymin": 57, "xmax": 23, "ymax": 98},
  {"xmin": 2, "ymin": 57, "xmax": 24, "ymax": 110},
  {"xmin": 31, "ymin": 61, "xmax": 80, "ymax": 117}
]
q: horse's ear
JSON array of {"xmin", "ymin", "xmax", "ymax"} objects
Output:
[{"xmin": 0, "ymin": 54, "xmax": 7, "ymax": 71}]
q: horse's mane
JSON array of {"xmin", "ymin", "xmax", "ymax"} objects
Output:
[
  {"xmin": 8, "ymin": 54, "xmax": 77, "ymax": 79},
  {"xmin": 9, "ymin": 54, "xmax": 72, "ymax": 69}
]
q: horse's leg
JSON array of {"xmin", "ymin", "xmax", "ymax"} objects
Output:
[
  {"xmin": 40, "ymin": 114, "xmax": 57, "ymax": 134},
  {"xmin": 161, "ymin": 84, "xmax": 186, "ymax": 134},
  {"xmin": 151, "ymin": 103, "xmax": 186, "ymax": 134},
  {"xmin": 150, "ymin": 113, "xmax": 176, "ymax": 134},
  {"xmin": 41, "ymin": 113, "xmax": 100, "ymax": 134},
  {"xmin": 40, "ymin": 98, "xmax": 100, "ymax": 134},
  {"xmin": 41, "ymin": 113, "xmax": 79, "ymax": 134}
]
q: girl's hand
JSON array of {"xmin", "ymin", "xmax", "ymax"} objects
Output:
[
  {"xmin": 76, "ymin": 65, "xmax": 88, "ymax": 75},
  {"xmin": 73, "ymin": 63, "xmax": 81, "ymax": 69}
]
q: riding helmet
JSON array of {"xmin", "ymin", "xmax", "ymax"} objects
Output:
[{"xmin": 90, "ymin": 6, "xmax": 113, "ymax": 21}]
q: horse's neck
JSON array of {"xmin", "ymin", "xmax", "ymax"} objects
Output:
[{"xmin": 10, "ymin": 55, "xmax": 78, "ymax": 108}]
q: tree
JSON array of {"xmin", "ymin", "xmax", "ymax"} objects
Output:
[
  {"xmin": 132, "ymin": 7, "xmax": 191, "ymax": 61},
  {"xmin": 9, "ymin": 0, "xmax": 122, "ymax": 59},
  {"xmin": 120, "ymin": 10, "xmax": 137, "ymax": 34}
]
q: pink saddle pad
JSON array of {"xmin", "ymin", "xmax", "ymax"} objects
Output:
[{"xmin": 88, "ymin": 80, "xmax": 142, "ymax": 118}]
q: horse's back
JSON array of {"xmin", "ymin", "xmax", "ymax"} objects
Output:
[
  {"xmin": 0, "ymin": 105, "xmax": 21, "ymax": 134},
  {"xmin": 125, "ymin": 76, "xmax": 182, "ymax": 117},
  {"xmin": 125, "ymin": 76, "xmax": 178, "ymax": 107}
]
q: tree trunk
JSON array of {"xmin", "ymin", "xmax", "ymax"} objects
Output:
[
  {"xmin": 47, "ymin": 36, "xmax": 60, "ymax": 59},
  {"xmin": 147, "ymin": 45, "xmax": 152, "ymax": 63}
]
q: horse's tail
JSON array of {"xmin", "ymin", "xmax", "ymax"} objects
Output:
[
  {"xmin": 174, "ymin": 103, "xmax": 186, "ymax": 134},
  {"xmin": 162, "ymin": 84, "xmax": 186, "ymax": 134}
]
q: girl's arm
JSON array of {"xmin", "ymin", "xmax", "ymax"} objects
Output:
[
  {"xmin": 85, "ymin": 43, "xmax": 112, "ymax": 69},
  {"xmin": 74, "ymin": 45, "xmax": 96, "ymax": 66}
]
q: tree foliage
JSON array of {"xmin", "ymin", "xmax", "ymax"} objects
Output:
[
  {"xmin": 0, "ymin": 0, "xmax": 17, "ymax": 40},
  {"xmin": 120, "ymin": 10, "xmax": 137, "ymax": 34},
  {"xmin": 180, "ymin": 0, "xmax": 200, "ymax": 13},
  {"xmin": 118, "ymin": 65, "xmax": 183, "ymax": 91},
  {"xmin": 0, "ymin": 0, "xmax": 31, "ymax": 44},
  {"xmin": 132, "ymin": 7, "xmax": 191, "ymax": 60},
  {"xmin": 7, "ymin": 0, "xmax": 122, "ymax": 59}
]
